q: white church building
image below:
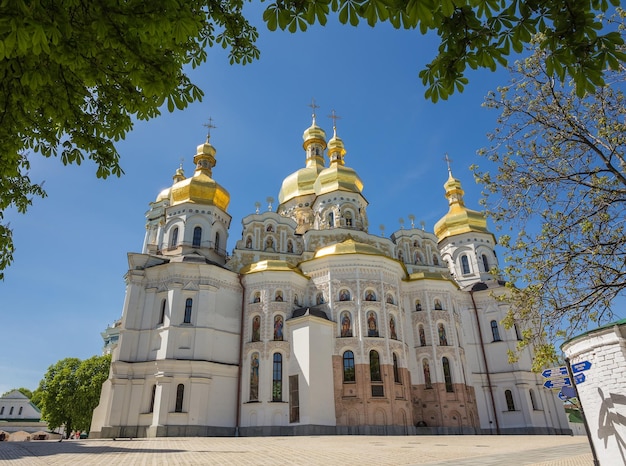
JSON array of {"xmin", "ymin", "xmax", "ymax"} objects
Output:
[{"xmin": 90, "ymin": 115, "xmax": 569, "ymax": 437}]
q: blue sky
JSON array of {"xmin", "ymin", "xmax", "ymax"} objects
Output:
[{"xmin": 0, "ymin": 9, "xmax": 560, "ymax": 394}]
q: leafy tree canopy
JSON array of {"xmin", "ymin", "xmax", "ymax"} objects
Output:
[
  {"xmin": 473, "ymin": 19, "xmax": 626, "ymax": 370},
  {"xmin": 35, "ymin": 355, "xmax": 111, "ymax": 436},
  {"xmin": 1, "ymin": 0, "xmax": 624, "ymax": 279}
]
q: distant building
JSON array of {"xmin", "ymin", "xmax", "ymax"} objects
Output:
[
  {"xmin": 0, "ymin": 390, "xmax": 60, "ymax": 440},
  {"xmin": 91, "ymin": 116, "xmax": 569, "ymax": 438},
  {"xmin": 101, "ymin": 318, "xmax": 122, "ymax": 355}
]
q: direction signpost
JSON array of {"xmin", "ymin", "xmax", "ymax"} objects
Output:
[
  {"xmin": 571, "ymin": 361, "xmax": 592, "ymax": 374},
  {"xmin": 543, "ymin": 377, "xmax": 571, "ymax": 389},
  {"xmin": 541, "ymin": 366, "xmax": 568, "ymax": 378}
]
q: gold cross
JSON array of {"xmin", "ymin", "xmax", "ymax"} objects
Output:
[
  {"xmin": 328, "ymin": 109, "xmax": 341, "ymax": 130},
  {"xmin": 203, "ymin": 117, "xmax": 216, "ymax": 141},
  {"xmin": 443, "ymin": 153, "xmax": 453, "ymax": 174},
  {"xmin": 308, "ymin": 98, "xmax": 320, "ymax": 120}
]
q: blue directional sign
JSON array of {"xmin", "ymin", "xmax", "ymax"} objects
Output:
[
  {"xmin": 572, "ymin": 361, "xmax": 592, "ymax": 374},
  {"xmin": 561, "ymin": 386, "xmax": 577, "ymax": 399},
  {"xmin": 558, "ymin": 391, "xmax": 568, "ymax": 401},
  {"xmin": 574, "ymin": 373, "xmax": 586, "ymax": 384},
  {"xmin": 544, "ymin": 377, "xmax": 571, "ymax": 389},
  {"xmin": 542, "ymin": 366, "xmax": 568, "ymax": 378}
]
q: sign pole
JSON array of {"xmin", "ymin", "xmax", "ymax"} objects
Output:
[{"xmin": 565, "ymin": 357, "xmax": 599, "ymax": 466}]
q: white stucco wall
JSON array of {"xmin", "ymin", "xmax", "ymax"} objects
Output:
[{"xmin": 562, "ymin": 321, "xmax": 626, "ymax": 466}]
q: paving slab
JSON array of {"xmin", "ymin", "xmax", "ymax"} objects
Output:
[{"xmin": 0, "ymin": 435, "xmax": 592, "ymax": 465}]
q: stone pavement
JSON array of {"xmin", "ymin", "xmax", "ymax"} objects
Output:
[{"xmin": 0, "ymin": 435, "xmax": 593, "ymax": 465}]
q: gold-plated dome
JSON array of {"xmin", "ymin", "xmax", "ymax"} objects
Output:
[
  {"xmin": 155, "ymin": 165, "xmax": 185, "ymax": 202},
  {"xmin": 314, "ymin": 237, "xmax": 382, "ymax": 258},
  {"xmin": 314, "ymin": 126, "xmax": 363, "ymax": 196},
  {"xmin": 434, "ymin": 171, "xmax": 492, "ymax": 241},
  {"xmin": 170, "ymin": 138, "xmax": 230, "ymax": 210},
  {"xmin": 240, "ymin": 259, "xmax": 302, "ymax": 275},
  {"xmin": 278, "ymin": 115, "xmax": 327, "ymax": 205}
]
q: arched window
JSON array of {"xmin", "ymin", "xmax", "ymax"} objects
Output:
[
  {"xmin": 316, "ymin": 292, "xmax": 324, "ymax": 304},
  {"xmin": 18, "ymin": 407, "xmax": 23, "ymax": 415},
  {"xmin": 491, "ymin": 320, "xmax": 501, "ymax": 341},
  {"xmin": 461, "ymin": 255, "xmax": 470, "ymax": 274},
  {"xmin": 442, "ymin": 357, "xmax": 453, "ymax": 392},
  {"xmin": 345, "ymin": 211, "xmax": 353, "ymax": 227},
  {"xmin": 393, "ymin": 353, "xmax": 401, "ymax": 383},
  {"xmin": 272, "ymin": 353, "xmax": 283, "ymax": 401},
  {"xmin": 328, "ymin": 212, "xmax": 334, "ymax": 228},
  {"xmin": 423, "ymin": 359, "xmax": 432, "ymax": 388},
  {"xmin": 434, "ymin": 299, "xmax": 442, "ymax": 310},
  {"xmin": 253, "ymin": 291, "xmax": 261, "ymax": 303},
  {"xmin": 9, "ymin": 407, "xmax": 14, "ymax": 415},
  {"xmin": 386, "ymin": 294, "xmax": 394, "ymax": 304},
  {"xmin": 287, "ymin": 240, "xmax": 293, "ymax": 253},
  {"xmin": 170, "ymin": 227, "xmax": 179, "ymax": 248},
  {"xmin": 432, "ymin": 254, "xmax": 439, "ymax": 266},
  {"xmin": 0, "ymin": 407, "xmax": 3, "ymax": 415},
  {"xmin": 389, "ymin": 316, "xmax": 398, "ymax": 340},
  {"xmin": 339, "ymin": 289, "xmax": 351, "ymax": 301},
  {"xmin": 275, "ymin": 290, "xmax": 283, "ymax": 302},
  {"xmin": 415, "ymin": 299, "xmax": 422, "ymax": 311},
  {"xmin": 183, "ymin": 298, "xmax": 193, "ymax": 324},
  {"xmin": 214, "ymin": 232, "xmax": 220, "ymax": 251},
  {"xmin": 245, "ymin": 236, "xmax": 252, "ymax": 248},
  {"xmin": 365, "ymin": 289, "xmax": 376, "ymax": 301},
  {"xmin": 343, "ymin": 351, "xmax": 355, "ymax": 382},
  {"xmin": 438, "ymin": 323, "xmax": 448, "ymax": 346},
  {"xmin": 369, "ymin": 350, "xmax": 382, "ymax": 382},
  {"xmin": 482, "ymin": 254, "xmax": 490, "ymax": 272},
  {"xmin": 529, "ymin": 389, "xmax": 538, "ymax": 410},
  {"xmin": 266, "ymin": 224, "xmax": 274, "ymax": 232},
  {"xmin": 158, "ymin": 299, "xmax": 166, "ymax": 325},
  {"xmin": 505, "ymin": 389, "xmax": 515, "ymax": 411},
  {"xmin": 192, "ymin": 226, "xmax": 202, "ymax": 247},
  {"xmin": 250, "ymin": 353, "xmax": 259, "ymax": 401},
  {"xmin": 149, "ymin": 384, "xmax": 156, "ymax": 413},
  {"xmin": 175, "ymin": 384, "xmax": 184, "ymax": 412},
  {"xmin": 340, "ymin": 311, "xmax": 352, "ymax": 337}
]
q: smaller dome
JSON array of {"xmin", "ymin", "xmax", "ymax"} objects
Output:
[
  {"xmin": 314, "ymin": 126, "xmax": 363, "ymax": 196},
  {"xmin": 156, "ymin": 187, "xmax": 171, "ymax": 202},
  {"xmin": 434, "ymin": 171, "xmax": 492, "ymax": 241},
  {"xmin": 314, "ymin": 237, "xmax": 381, "ymax": 258},
  {"xmin": 302, "ymin": 115, "xmax": 327, "ymax": 149}
]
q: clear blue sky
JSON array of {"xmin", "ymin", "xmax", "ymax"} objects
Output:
[{"xmin": 0, "ymin": 9, "xmax": 567, "ymax": 394}]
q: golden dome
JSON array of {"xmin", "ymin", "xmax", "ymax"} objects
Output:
[
  {"xmin": 240, "ymin": 259, "xmax": 301, "ymax": 275},
  {"xmin": 314, "ymin": 237, "xmax": 382, "ymax": 258},
  {"xmin": 314, "ymin": 126, "xmax": 363, "ymax": 196},
  {"xmin": 434, "ymin": 171, "xmax": 492, "ymax": 241},
  {"xmin": 156, "ymin": 165, "xmax": 185, "ymax": 202},
  {"xmin": 170, "ymin": 138, "xmax": 230, "ymax": 211},
  {"xmin": 278, "ymin": 116, "xmax": 327, "ymax": 205}
]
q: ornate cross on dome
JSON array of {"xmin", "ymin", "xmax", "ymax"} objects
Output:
[
  {"xmin": 328, "ymin": 109, "xmax": 341, "ymax": 132},
  {"xmin": 308, "ymin": 98, "xmax": 320, "ymax": 122},
  {"xmin": 444, "ymin": 153, "xmax": 453, "ymax": 174},
  {"xmin": 203, "ymin": 117, "xmax": 216, "ymax": 141},
  {"xmin": 179, "ymin": 157, "xmax": 184, "ymax": 169}
]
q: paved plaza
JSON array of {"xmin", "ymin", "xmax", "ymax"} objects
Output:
[{"xmin": 0, "ymin": 435, "xmax": 593, "ymax": 465}]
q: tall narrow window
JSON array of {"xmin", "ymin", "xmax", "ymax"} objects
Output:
[
  {"xmin": 343, "ymin": 351, "xmax": 355, "ymax": 382},
  {"xmin": 461, "ymin": 255, "xmax": 470, "ymax": 274},
  {"xmin": 0, "ymin": 407, "xmax": 4, "ymax": 415},
  {"xmin": 158, "ymin": 299, "xmax": 166, "ymax": 325},
  {"xmin": 175, "ymin": 384, "xmax": 184, "ymax": 412},
  {"xmin": 9, "ymin": 407, "xmax": 14, "ymax": 415},
  {"xmin": 438, "ymin": 323, "xmax": 448, "ymax": 346},
  {"xmin": 184, "ymin": 298, "xmax": 193, "ymax": 324},
  {"xmin": 214, "ymin": 232, "xmax": 220, "ymax": 251},
  {"xmin": 18, "ymin": 407, "xmax": 23, "ymax": 415},
  {"xmin": 289, "ymin": 375, "xmax": 299, "ymax": 423},
  {"xmin": 192, "ymin": 226, "xmax": 202, "ymax": 247},
  {"xmin": 272, "ymin": 353, "xmax": 283, "ymax": 401},
  {"xmin": 345, "ymin": 211, "xmax": 353, "ymax": 226},
  {"xmin": 529, "ymin": 389, "xmax": 538, "ymax": 410},
  {"xmin": 442, "ymin": 357, "xmax": 454, "ymax": 392},
  {"xmin": 418, "ymin": 325, "xmax": 426, "ymax": 346},
  {"xmin": 514, "ymin": 323, "xmax": 522, "ymax": 341},
  {"xmin": 491, "ymin": 320, "xmax": 501, "ymax": 341},
  {"xmin": 482, "ymin": 254, "xmax": 490, "ymax": 272},
  {"xmin": 170, "ymin": 227, "xmax": 179, "ymax": 248},
  {"xmin": 505, "ymin": 390, "xmax": 515, "ymax": 411},
  {"xmin": 393, "ymin": 353, "xmax": 401, "ymax": 383},
  {"xmin": 149, "ymin": 384, "xmax": 156, "ymax": 413},
  {"xmin": 369, "ymin": 350, "xmax": 382, "ymax": 382},
  {"xmin": 328, "ymin": 212, "xmax": 334, "ymax": 228}
]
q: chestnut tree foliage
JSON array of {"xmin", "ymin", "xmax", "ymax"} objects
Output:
[
  {"xmin": 474, "ymin": 23, "xmax": 626, "ymax": 369},
  {"xmin": 34, "ymin": 355, "xmax": 111, "ymax": 436},
  {"xmin": 1, "ymin": 0, "xmax": 625, "ymax": 279}
]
